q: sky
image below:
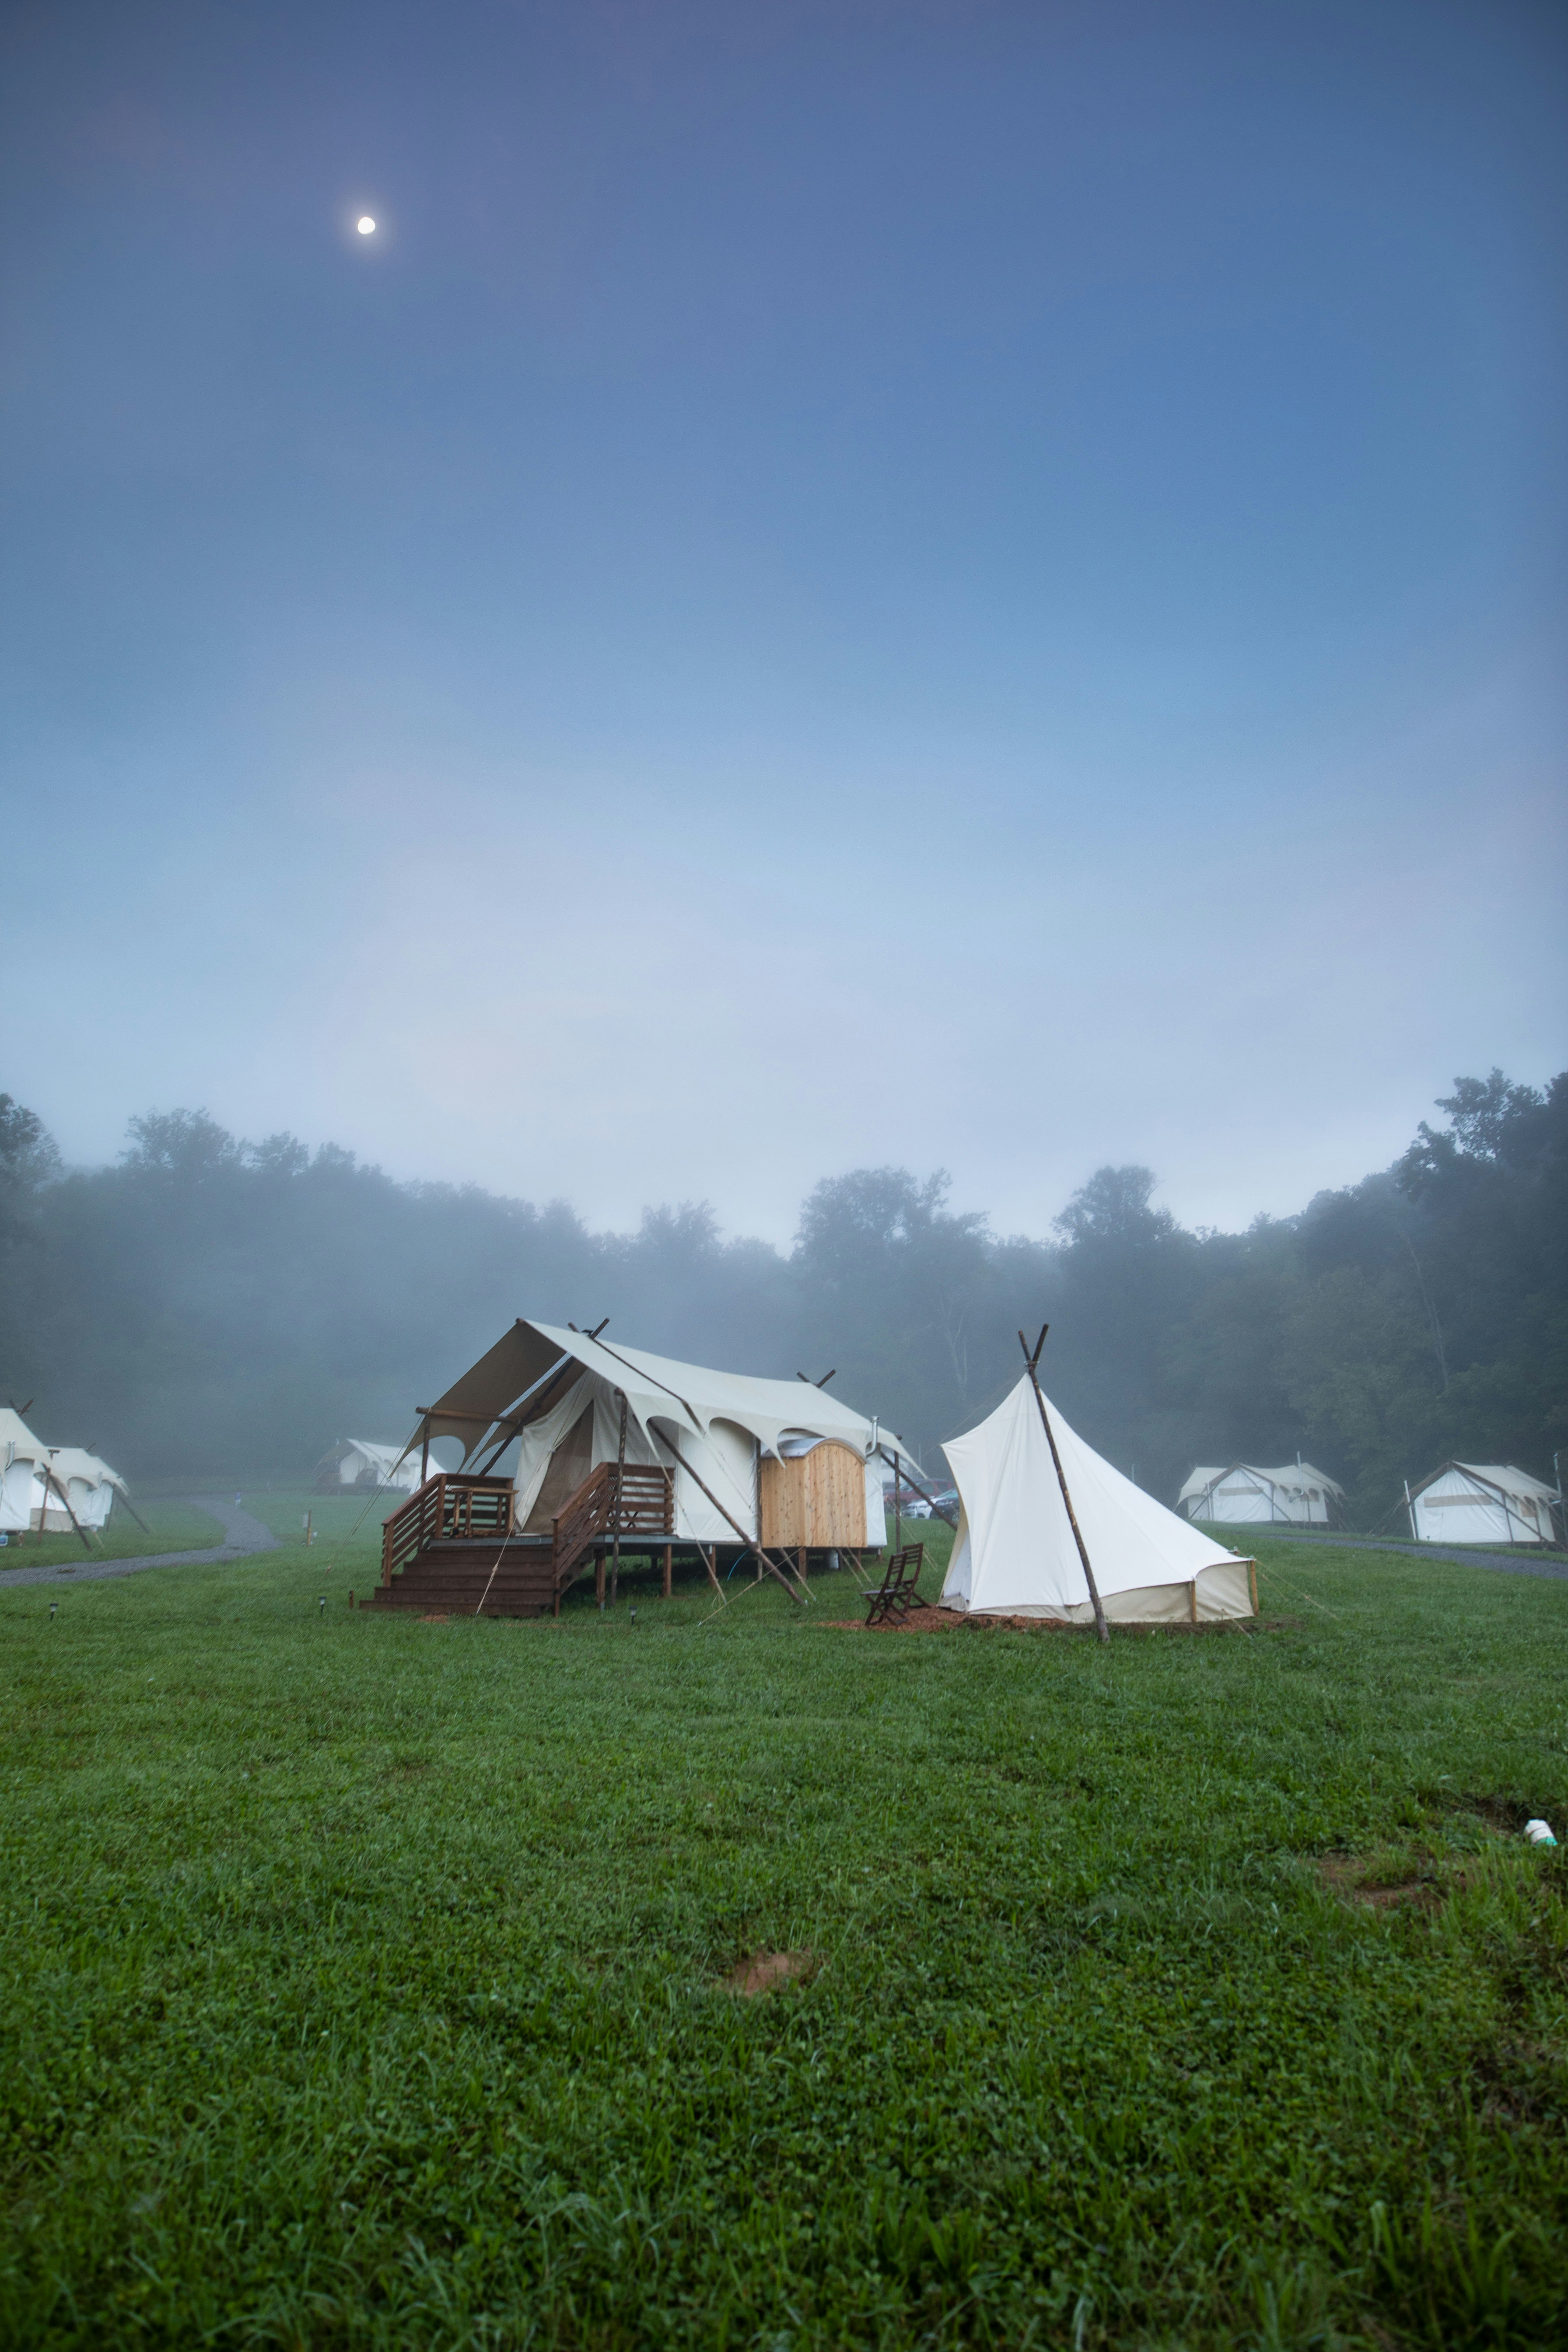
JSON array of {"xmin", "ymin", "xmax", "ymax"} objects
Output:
[{"xmin": 2, "ymin": 0, "xmax": 1564, "ymax": 1245}]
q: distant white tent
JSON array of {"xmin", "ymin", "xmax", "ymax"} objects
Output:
[
  {"xmin": 1406, "ymin": 1462, "xmax": 1562, "ymax": 1548},
  {"xmin": 0, "ymin": 1408, "xmax": 52, "ymax": 1534},
  {"xmin": 34, "ymin": 1448, "xmax": 129, "ymax": 1532},
  {"xmin": 1178, "ymin": 1461, "xmax": 1344, "ymax": 1526},
  {"xmin": 316, "ymin": 1439, "xmax": 424, "ymax": 1494},
  {"xmin": 941, "ymin": 1378, "xmax": 1256, "ymax": 1623}
]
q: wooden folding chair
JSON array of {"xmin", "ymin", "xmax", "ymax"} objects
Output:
[{"xmin": 865, "ymin": 1543, "xmax": 925, "ymax": 1626}]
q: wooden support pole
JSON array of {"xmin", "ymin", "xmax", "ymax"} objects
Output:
[
  {"xmin": 1018, "ymin": 1327, "xmax": 1108, "ymax": 1645},
  {"xmin": 799, "ymin": 1546, "xmax": 807, "ymax": 1585},
  {"xmin": 611, "ymin": 1390, "xmax": 627, "ymax": 1608},
  {"xmin": 651, "ymin": 1432, "xmax": 807, "ymax": 1605},
  {"xmin": 874, "ymin": 1446, "xmax": 957, "ymax": 1529},
  {"xmin": 44, "ymin": 1468, "xmax": 93, "ymax": 1556},
  {"xmin": 595, "ymin": 1555, "xmax": 605, "ymax": 1608},
  {"xmin": 663, "ymin": 1542, "xmax": 673, "ymax": 1599},
  {"xmin": 704, "ymin": 1544, "xmax": 722, "ymax": 1596}
]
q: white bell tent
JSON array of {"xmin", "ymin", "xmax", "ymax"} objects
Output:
[
  {"xmin": 940, "ymin": 1377, "xmax": 1256, "ymax": 1623},
  {"xmin": 1178, "ymin": 1461, "xmax": 1344, "ymax": 1526},
  {"xmin": 1406, "ymin": 1462, "xmax": 1562, "ymax": 1548}
]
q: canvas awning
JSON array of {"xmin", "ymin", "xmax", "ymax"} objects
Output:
[{"xmin": 419, "ymin": 1317, "xmax": 916, "ymax": 1475}]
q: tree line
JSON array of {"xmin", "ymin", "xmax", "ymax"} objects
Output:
[{"xmin": 1, "ymin": 1070, "xmax": 1562, "ymax": 1522}]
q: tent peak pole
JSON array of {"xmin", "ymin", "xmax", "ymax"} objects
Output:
[{"xmin": 1017, "ymin": 1330, "xmax": 1108, "ymax": 1645}]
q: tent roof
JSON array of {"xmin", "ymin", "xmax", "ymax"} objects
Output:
[
  {"xmin": 945, "ymin": 1378, "xmax": 1247, "ymax": 1613},
  {"xmin": 0, "ymin": 1408, "xmax": 52, "ymax": 1468},
  {"xmin": 1416, "ymin": 1461, "xmax": 1560, "ymax": 1504},
  {"xmin": 1178, "ymin": 1459, "xmax": 1344, "ymax": 1504},
  {"xmin": 422, "ymin": 1317, "xmax": 915, "ymax": 1472},
  {"xmin": 46, "ymin": 1448, "xmax": 127, "ymax": 1493}
]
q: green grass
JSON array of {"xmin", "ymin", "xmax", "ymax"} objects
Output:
[
  {"xmin": 0, "ymin": 1500, "xmax": 231, "ymax": 1575},
  {"xmin": 2, "ymin": 1531, "xmax": 1566, "ymax": 2350}
]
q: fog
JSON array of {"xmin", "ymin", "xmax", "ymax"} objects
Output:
[{"xmin": 2, "ymin": 1072, "xmax": 1562, "ymax": 1525}]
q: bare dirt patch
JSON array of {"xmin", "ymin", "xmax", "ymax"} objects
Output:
[
  {"xmin": 724, "ymin": 1949, "xmax": 817, "ymax": 1996},
  {"xmin": 418, "ymin": 1612, "xmax": 451, "ymax": 1623},
  {"xmin": 1318, "ymin": 1854, "xmax": 1442, "ymax": 1911}
]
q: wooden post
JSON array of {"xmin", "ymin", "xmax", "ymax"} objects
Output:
[
  {"xmin": 420, "ymin": 1420, "xmax": 430, "ymax": 1487},
  {"xmin": 1188, "ymin": 1579, "xmax": 1198, "ymax": 1625},
  {"xmin": 650, "ymin": 1432, "xmax": 807, "ymax": 1604},
  {"xmin": 799, "ymin": 1546, "xmax": 807, "ymax": 1585},
  {"xmin": 1018, "ymin": 1327, "xmax": 1109, "ymax": 1645},
  {"xmin": 611, "ymin": 1390, "xmax": 627, "ymax": 1607},
  {"xmin": 663, "ymin": 1542, "xmax": 673, "ymax": 1599},
  {"xmin": 893, "ymin": 1451, "xmax": 901, "ymax": 1551},
  {"xmin": 595, "ymin": 1555, "xmax": 605, "ymax": 1608},
  {"xmin": 1248, "ymin": 1561, "xmax": 1258, "ymax": 1614},
  {"xmin": 704, "ymin": 1544, "xmax": 722, "ymax": 1595}
]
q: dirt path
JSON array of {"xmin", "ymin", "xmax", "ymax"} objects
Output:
[
  {"xmin": 0, "ymin": 1498, "xmax": 280, "ymax": 1590},
  {"xmin": 1253, "ymin": 1527, "xmax": 1568, "ymax": 1582}
]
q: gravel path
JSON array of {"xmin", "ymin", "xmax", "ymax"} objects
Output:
[
  {"xmin": 0, "ymin": 1498, "xmax": 280, "ymax": 1590},
  {"xmin": 1252, "ymin": 1526, "xmax": 1568, "ymax": 1583}
]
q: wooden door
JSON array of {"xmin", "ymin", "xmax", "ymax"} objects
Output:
[{"xmin": 759, "ymin": 1442, "xmax": 867, "ymax": 1549}]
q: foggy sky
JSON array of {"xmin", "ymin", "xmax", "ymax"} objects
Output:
[{"xmin": 3, "ymin": 0, "xmax": 1563, "ymax": 1244}]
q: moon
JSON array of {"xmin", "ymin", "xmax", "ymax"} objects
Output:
[{"xmin": 356, "ymin": 216, "xmax": 376, "ymax": 236}]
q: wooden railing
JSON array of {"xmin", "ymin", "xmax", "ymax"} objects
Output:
[
  {"xmin": 552, "ymin": 1462, "xmax": 674, "ymax": 1589},
  {"xmin": 380, "ymin": 1473, "xmax": 516, "ymax": 1585}
]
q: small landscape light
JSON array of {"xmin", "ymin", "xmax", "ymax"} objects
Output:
[
  {"xmin": 49, "ymin": 1601, "xmax": 57, "ymax": 1620},
  {"xmin": 318, "ymin": 1596, "xmax": 326, "ymax": 1614}
]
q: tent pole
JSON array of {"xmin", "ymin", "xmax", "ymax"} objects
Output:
[
  {"xmin": 650, "ymin": 1431, "xmax": 807, "ymax": 1605},
  {"xmin": 893, "ymin": 1450, "xmax": 901, "ymax": 1552},
  {"xmin": 1018, "ymin": 1328, "xmax": 1108, "ymax": 1645},
  {"xmin": 44, "ymin": 1467, "xmax": 94, "ymax": 1556},
  {"xmin": 611, "ymin": 1390, "xmax": 627, "ymax": 1607},
  {"xmin": 874, "ymin": 1447, "xmax": 957, "ymax": 1528}
]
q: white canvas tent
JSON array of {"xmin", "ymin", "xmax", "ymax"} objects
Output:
[
  {"xmin": 411, "ymin": 1318, "xmax": 901, "ymax": 1548},
  {"xmin": 940, "ymin": 1377, "xmax": 1256, "ymax": 1623},
  {"xmin": 316, "ymin": 1439, "xmax": 424, "ymax": 1494},
  {"xmin": 1406, "ymin": 1462, "xmax": 1562, "ymax": 1548},
  {"xmin": 33, "ymin": 1448, "xmax": 129, "ymax": 1532},
  {"xmin": 0, "ymin": 1407, "xmax": 53, "ymax": 1534},
  {"xmin": 1178, "ymin": 1461, "xmax": 1344, "ymax": 1525}
]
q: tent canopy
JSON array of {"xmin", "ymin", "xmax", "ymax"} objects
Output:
[
  {"xmin": 1177, "ymin": 1459, "xmax": 1344, "ymax": 1523},
  {"xmin": 422, "ymin": 1318, "xmax": 915, "ymax": 1474},
  {"xmin": 416, "ymin": 1319, "xmax": 910, "ymax": 1549},
  {"xmin": 942, "ymin": 1378, "xmax": 1255, "ymax": 1622},
  {"xmin": 1407, "ymin": 1461, "xmax": 1561, "ymax": 1545},
  {"xmin": 46, "ymin": 1448, "xmax": 128, "ymax": 1497}
]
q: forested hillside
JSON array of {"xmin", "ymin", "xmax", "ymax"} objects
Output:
[{"xmin": 1, "ymin": 1072, "xmax": 1562, "ymax": 1522}]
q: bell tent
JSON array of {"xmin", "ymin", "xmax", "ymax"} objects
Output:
[
  {"xmin": 940, "ymin": 1376, "xmax": 1256, "ymax": 1624},
  {"xmin": 1178, "ymin": 1461, "xmax": 1344, "ymax": 1525},
  {"xmin": 1405, "ymin": 1462, "xmax": 1562, "ymax": 1548}
]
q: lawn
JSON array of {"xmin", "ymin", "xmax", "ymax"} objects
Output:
[
  {"xmin": 0, "ymin": 1500, "xmax": 233, "ymax": 1576},
  {"xmin": 1, "ymin": 1530, "xmax": 1565, "ymax": 2350}
]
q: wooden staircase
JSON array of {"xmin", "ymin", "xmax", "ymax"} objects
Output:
[{"xmin": 370, "ymin": 1461, "xmax": 676, "ymax": 1619}]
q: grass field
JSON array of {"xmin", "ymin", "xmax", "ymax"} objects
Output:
[
  {"xmin": 1, "ymin": 1500, "xmax": 234, "ymax": 1576},
  {"xmin": 2, "ymin": 1523, "xmax": 1565, "ymax": 2349}
]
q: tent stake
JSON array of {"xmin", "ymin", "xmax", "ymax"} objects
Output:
[
  {"xmin": 651, "ymin": 1432, "xmax": 807, "ymax": 1606},
  {"xmin": 1018, "ymin": 1328, "xmax": 1108, "ymax": 1644}
]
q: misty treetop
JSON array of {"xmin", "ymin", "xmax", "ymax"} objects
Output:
[{"xmin": 0, "ymin": 1072, "xmax": 1563, "ymax": 1522}]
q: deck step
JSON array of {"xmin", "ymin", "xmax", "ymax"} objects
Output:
[{"xmin": 370, "ymin": 1537, "xmax": 559, "ymax": 1618}]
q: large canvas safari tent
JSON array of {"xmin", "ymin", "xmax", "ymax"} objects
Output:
[
  {"xmin": 0, "ymin": 1408, "xmax": 52, "ymax": 1535},
  {"xmin": 1405, "ymin": 1462, "xmax": 1562, "ymax": 1548},
  {"xmin": 1178, "ymin": 1461, "xmax": 1344, "ymax": 1525},
  {"xmin": 315, "ymin": 1439, "xmax": 424, "ymax": 1494},
  {"xmin": 32, "ymin": 1448, "xmax": 129, "ymax": 1532},
  {"xmin": 941, "ymin": 1377, "xmax": 1256, "ymax": 1624},
  {"xmin": 373, "ymin": 1317, "xmax": 909, "ymax": 1617}
]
